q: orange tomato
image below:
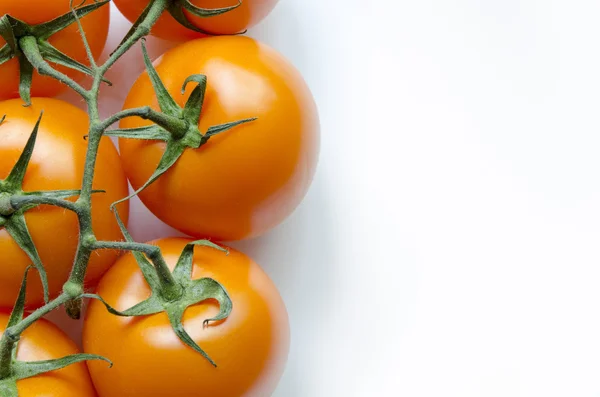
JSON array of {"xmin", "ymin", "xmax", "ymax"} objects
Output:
[
  {"xmin": 119, "ymin": 36, "xmax": 320, "ymax": 241},
  {"xmin": 0, "ymin": 98, "xmax": 130, "ymax": 308},
  {"xmin": 83, "ymin": 237, "xmax": 289, "ymax": 397},
  {"xmin": 0, "ymin": 312, "xmax": 97, "ymax": 396},
  {"xmin": 114, "ymin": 0, "xmax": 279, "ymax": 42},
  {"xmin": 0, "ymin": 0, "xmax": 110, "ymax": 100}
]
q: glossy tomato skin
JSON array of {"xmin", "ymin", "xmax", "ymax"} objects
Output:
[
  {"xmin": 83, "ymin": 238, "xmax": 289, "ymax": 397},
  {"xmin": 114, "ymin": 0, "xmax": 279, "ymax": 42},
  {"xmin": 0, "ymin": 312, "xmax": 98, "ymax": 396},
  {"xmin": 119, "ymin": 36, "xmax": 320, "ymax": 241},
  {"xmin": 0, "ymin": 0, "xmax": 110, "ymax": 100},
  {"xmin": 0, "ymin": 98, "xmax": 130, "ymax": 308}
]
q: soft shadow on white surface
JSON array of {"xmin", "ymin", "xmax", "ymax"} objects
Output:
[
  {"xmin": 232, "ymin": 178, "xmax": 334, "ymax": 397},
  {"xmin": 240, "ymin": 4, "xmax": 335, "ymax": 395}
]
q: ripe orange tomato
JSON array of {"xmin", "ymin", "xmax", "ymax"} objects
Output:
[
  {"xmin": 83, "ymin": 237, "xmax": 289, "ymax": 397},
  {"xmin": 119, "ymin": 36, "xmax": 320, "ymax": 241},
  {"xmin": 0, "ymin": 0, "xmax": 110, "ymax": 100},
  {"xmin": 0, "ymin": 98, "xmax": 130, "ymax": 308},
  {"xmin": 0, "ymin": 312, "xmax": 97, "ymax": 396},
  {"xmin": 113, "ymin": 0, "xmax": 279, "ymax": 42}
]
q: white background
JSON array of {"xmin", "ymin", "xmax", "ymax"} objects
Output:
[{"xmin": 54, "ymin": 0, "xmax": 600, "ymax": 396}]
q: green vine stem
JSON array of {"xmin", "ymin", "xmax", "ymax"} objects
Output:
[
  {"xmin": 0, "ymin": 0, "xmax": 245, "ymax": 386},
  {"xmin": 52, "ymin": 0, "xmax": 171, "ymax": 315}
]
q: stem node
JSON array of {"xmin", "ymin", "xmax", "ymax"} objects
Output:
[
  {"xmin": 63, "ymin": 282, "xmax": 84, "ymax": 299},
  {"xmin": 3, "ymin": 327, "xmax": 19, "ymax": 343},
  {"xmin": 81, "ymin": 233, "xmax": 97, "ymax": 250},
  {"xmin": 0, "ymin": 193, "xmax": 15, "ymax": 217}
]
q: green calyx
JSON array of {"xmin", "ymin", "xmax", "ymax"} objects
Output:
[
  {"xmin": 167, "ymin": 0, "xmax": 244, "ymax": 35},
  {"xmin": 115, "ymin": 0, "xmax": 243, "ymax": 53},
  {"xmin": 0, "ymin": 1, "xmax": 111, "ymax": 105},
  {"xmin": 0, "ymin": 269, "xmax": 111, "ymax": 397},
  {"xmin": 87, "ymin": 211, "xmax": 232, "ymax": 367},
  {"xmin": 0, "ymin": 113, "xmax": 97, "ymax": 304},
  {"xmin": 106, "ymin": 39, "xmax": 256, "ymax": 208}
]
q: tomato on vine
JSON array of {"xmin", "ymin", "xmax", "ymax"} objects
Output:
[
  {"xmin": 114, "ymin": 0, "xmax": 279, "ymax": 42},
  {"xmin": 0, "ymin": 1, "xmax": 309, "ymax": 396},
  {"xmin": 83, "ymin": 237, "xmax": 289, "ymax": 397},
  {"xmin": 0, "ymin": 0, "xmax": 110, "ymax": 102},
  {"xmin": 0, "ymin": 98, "xmax": 130, "ymax": 308},
  {"xmin": 115, "ymin": 36, "xmax": 320, "ymax": 241}
]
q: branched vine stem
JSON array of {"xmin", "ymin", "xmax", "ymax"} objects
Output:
[
  {"xmin": 68, "ymin": 0, "xmax": 171, "ymax": 304},
  {"xmin": 0, "ymin": 0, "xmax": 173, "ymax": 366},
  {"xmin": 0, "ymin": 0, "xmax": 248, "ymax": 382}
]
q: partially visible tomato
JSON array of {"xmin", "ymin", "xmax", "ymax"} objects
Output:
[
  {"xmin": 113, "ymin": 0, "xmax": 279, "ymax": 42},
  {"xmin": 0, "ymin": 312, "xmax": 97, "ymax": 396},
  {"xmin": 0, "ymin": 0, "xmax": 110, "ymax": 100},
  {"xmin": 119, "ymin": 36, "xmax": 320, "ymax": 241},
  {"xmin": 83, "ymin": 237, "xmax": 289, "ymax": 397},
  {"xmin": 0, "ymin": 98, "xmax": 130, "ymax": 308}
]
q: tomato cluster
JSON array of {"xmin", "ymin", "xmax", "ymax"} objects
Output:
[{"xmin": 0, "ymin": 1, "xmax": 318, "ymax": 396}]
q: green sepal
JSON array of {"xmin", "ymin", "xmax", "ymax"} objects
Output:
[
  {"xmin": 85, "ymin": 293, "xmax": 164, "ymax": 317},
  {"xmin": 0, "ymin": 16, "xmax": 30, "ymax": 105},
  {"xmin": 118, "ymin": 296, "xmax": 164, "ymax": 317},
  {"xmin": 4, "ymin": 214, "xmax": 49, "ymax": 303},
  {"xmin": 141, "ymin": 40, "xmax": 179, "ymax": 115},
  {"xmin": 12, "ymin": 354, "xmax": 112, "ymax": 380},
  {"xmin": 181, "ymin": 74, "xmax": 207, "ymax": 125},
  {"xmin": 168, "ymin": 0, "xmax": 244, "ymax": 36},
  {"xmin": 104, "ymin": 125, "xmax": 171, "ymax": 141},
  {"xmin": 7, "ymin": 267, "xmax": 31, "ymax": 329},
  {"xmin": 23, "ymin": 189, "xmax": 103, "ymax": 200},
  {"xmin": 205, "ymin": 118, "xmax": 257, "ymax": 139},
  {"xmin": 111, "ymin": 140, "xmax": 186, "ymax": 208},
  {"xmin": 183, "ymin": 0, "xmax": 242, "ymax": 18},
  {"xmin": 5, "ymin": 112, "xmax": 41, "ymax": 189},
  {"xmin": 166, "ymin": 306, "xmax": 216, "ymax": 366},
  {"xmin": 187, "ymin": 277, "xmax": 233, "ymax": 326},
  {"xmin": 0, "ymin": 16, "xmax": 22, "ymax": 53},
  {"xmin": 30, "ymin": 1, "xmax": 110, "ymax": 40},
  {"xmin": 0, "ymin": 46, "xmax": 10, "ymax": 67},
  {"xmin": 172, "ymin": 240, "xmax": 228, "ymax": 281},
  {"xmin": 130, "ymin": 139, "xmax": 186, "ymax": 190},
  {"xmin": 168, "ymin": 4, "xmax": 210, "ymax": 35},
  {"xmin": 17, "ymin": 54, "xmax": 34, "ymax": 106}
]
